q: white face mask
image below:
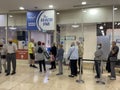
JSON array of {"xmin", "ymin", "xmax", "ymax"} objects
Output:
[{"xmin": 97, "ymin": 45, "xmax": 101, "ymax": 49}]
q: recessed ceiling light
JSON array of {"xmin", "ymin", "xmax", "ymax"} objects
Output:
[
  {"xmin": 99, "ymin": 26, "xmax": 103, "ymax": 29},
  {"xmin": 9, "ymin": 15, "xmax": 13, "ymax": 18},
  {"xmin": 57, "ymin": 12, "xmax": 60, "ymax": 15},
  {"xmin": 114, "ymin": 7, "xmax": 118, "ymax": 10},
  {"xmin": 83, "ymin": 10, "xmax": 87, "ymax": 13},
  {"xmin": 19, "ymin": 7, "xmax": 25, "ymax": 10},
  {"xmin": 49, "ymin": 5, "xmax": 54, "ymax": 9},
  {"xmin": 81, "ymin": 1, "xmax": 87, "ymax": 5},
  {"xmin": 72, "ymin": 24, "xmax": 79, "ymax": 28}
]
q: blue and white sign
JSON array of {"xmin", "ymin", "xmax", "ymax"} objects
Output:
[{"xmin": 27, "ymin": 10, "xmax": 55, "ymax": 31}]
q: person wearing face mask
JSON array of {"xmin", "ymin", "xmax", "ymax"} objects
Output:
[
  {"xmin": 5, "ymin": 39, "xmax": 17, "ymax": 76},
  {"xmin": 94, "ymin": 43, "xmax": 103, "ymax": 79}
]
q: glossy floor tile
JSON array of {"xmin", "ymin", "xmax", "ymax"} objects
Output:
[{"xmin": 0, "ymin": 60, "xmax": 120, "ymax": 90}]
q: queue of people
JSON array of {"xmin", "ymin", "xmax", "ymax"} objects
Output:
[{"xmin": 0, "ymin": 38, "xmax": 119, "ymax": 82}]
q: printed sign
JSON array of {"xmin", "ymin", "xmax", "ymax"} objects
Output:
[{"xmin": 27, "ymin": 10, "xmax": 55, "ymax": 31}]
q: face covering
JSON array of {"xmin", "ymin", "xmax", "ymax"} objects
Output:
[
  {"xmin": 97, "ymin": 45, "xmax": 101, "ymax": 49},
  {"xmin": 9, "ymin": 41, "xmax": 12, "ymax": 44}
]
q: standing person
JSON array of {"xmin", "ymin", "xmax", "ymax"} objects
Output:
[
  {"xmin": 67, "ymin": 42, "xmax": 78, "ymax": 77},
  {"xmin": 49, "ymin": 43, "xmax": 57, "ymax": 70},
  {"xmin": 0, "ymin": 42, "xmax": 7, "ymax": 73},
  {"xmin": 6, "ymin": 39, "xmax": 17, "ymax": 76},
  {"xmin": 76, "ymin": 41, "xmax": 83, "ymax": 74},
  {"xmin": 35, "ymin": 41, "xmax": 46, "ymax": 72},
  {"xmin": 94, "ymin": 43, "xmax": 103, "ymax": 79},
  {"xmin": 56, "ymin": 44, "xmax": 64, "ymax": 75},
  {"xmin": 107, "ymin": 41, "xmax": 119, "ymax": 80},
  {"xmin": 28, "ymin": 39, "xmax": 37, "ymax": 68}
]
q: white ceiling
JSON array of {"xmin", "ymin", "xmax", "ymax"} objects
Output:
[{"xmin": 0, "ymin": 0, "xmax": 120, "ymax": 13}]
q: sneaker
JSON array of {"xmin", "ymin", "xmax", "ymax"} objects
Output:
[
  {"xmin": 68, "ymin": 75, "xmax": 74, "ymax": 77},
  {"xmin": 11, "ymin": 72, "xmax": 16, "ymax": 75},
  {"xmin": 29, "ymin": 64, "xmax": 33, "ymax": 67},
  {"xmin": 6, "ymin": 73, "xmax": 10, "ymax": 76},
  {"xmin": 110, "ymin": 77, "xmax": 116, "ymax": 80},
  {"xmin": 95, "ymin": 75, "xmax": 100, "ymax": 79},
  {"xmin": 32, "ymin": 65, "xmax": 38, "ymax": 68}
]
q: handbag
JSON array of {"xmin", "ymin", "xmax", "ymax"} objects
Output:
[{"xmin": 44, "ymin": 51, "xmax": 50, "ymax": 59}]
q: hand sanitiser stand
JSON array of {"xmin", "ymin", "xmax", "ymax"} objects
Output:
[
  {"xmin": 96, "ymin": 60, "xmax": 105, "ymax": 85},
  {"xmin": 76, "ymin": 58, "xmax": 84, "ymax": 83}
]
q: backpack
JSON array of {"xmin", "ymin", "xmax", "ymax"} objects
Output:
[{"xmin": 37, "ymin": 47, "xmax": 43, "ymax": 53}]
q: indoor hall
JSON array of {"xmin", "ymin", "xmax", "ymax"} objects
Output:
[
  {"xmin": 0, "ymin": 60, "xmax": 120, "ymax": 90},
  {"xmin": 0, "ymin": 0, "xmax": 120, "ymax": 90}
]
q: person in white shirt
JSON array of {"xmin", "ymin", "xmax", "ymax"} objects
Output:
[
  {"xmin": 67, "ymin": 42, "xmax": 78, "ymax": 77},
  {"xmin": 6, "ymin": 39, "xmax": 17, "ymax": 76}
]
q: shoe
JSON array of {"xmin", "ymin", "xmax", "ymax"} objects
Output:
[
  {"xmin": 68, "ymin": 75, "xmax": 74, "ymax": 77},
  {"xmin": 6, "ymin": 73, "xmax": 10, "ymax": 76},
  {"xmin": 32, "ymin": 65, "xmax": 38, "ymax": 68},
  {"xmin": 110, "ymin": 77, "xmax": 116, "ymax": 80},
  {"xmin": 11, "ymin": 72, "xmax": 16, "ymax": 75},
  {"xmin": 95, "ymin": 76, "xmax": 100, "ymax": 79},
  {"xmin": 0, "ymin": 72, "xmax": 1, "ymax": 74},
  {"xmin": 29, "ymin": 64, "xmax": 33, "ymax": 67}
]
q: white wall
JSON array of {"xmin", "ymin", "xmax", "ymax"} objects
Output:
[
  {"xmin": 0, "ymin": 15, "xmax": 7, "ymax": 26},
  {"xmin": 57, "ymin": 6, "xmax": 120, "ymax": 24}
]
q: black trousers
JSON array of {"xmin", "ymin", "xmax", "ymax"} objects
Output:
[
  {"xmin": 38, "ymin": 60, "xmax": 46, "ymax": 72},
  {"xmin": 95, "ymin": 61, "xmax": 101, "ymax": 78},
  {"xmin": 51, "ymin": 61, "xmax": 56, "ymax": 69},
  {"xmin": 7, "ymin": 53, "xmax": 16, "ymax": 74},
  {"xmin": 78, "ymin": 57, "xmax": 83, "ymax": 74},
  {"xmin": 70, "ymin": 60, "xmax": 77, "ymax": 76}
]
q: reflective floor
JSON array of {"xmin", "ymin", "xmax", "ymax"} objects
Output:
[{"xmin": 0, "ymin": 60, "xmax": 120, "ymax": 90}]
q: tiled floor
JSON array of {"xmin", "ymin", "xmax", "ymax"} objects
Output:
[{"xmin": 0, "ymin": 60, "xmax": 120, "ymax": 90}]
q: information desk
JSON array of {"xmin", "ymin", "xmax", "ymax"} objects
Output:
[{"xmin": 16, "ymin": 49, "xmax": 28, "ymax": 60}]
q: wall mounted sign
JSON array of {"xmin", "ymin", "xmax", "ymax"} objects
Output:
[
  {"xmin": 27, "ymin": 10, "xmax": 55, "ymax": 31},
  {"xmin": 65, "ymin": 36, "xmax": 76, "ymax": 40}
]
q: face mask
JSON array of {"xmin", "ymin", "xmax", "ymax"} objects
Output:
[
  {"xmin": 9, "ymin": 41, "xmax": 12, "ymax": 44},
  {"xmin": 97, "ymin": 45, "xmax": 101, "ymax": 49}
]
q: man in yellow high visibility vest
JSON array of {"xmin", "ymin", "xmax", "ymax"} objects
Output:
[{"xmin": 28, "ymin": 39, "xmax": 37, "ymax": 68}]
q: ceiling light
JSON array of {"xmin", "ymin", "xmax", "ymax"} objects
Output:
[
  {"xmin": 9, "ymin": 15, "xmax": 13, "ymax": 18},
  {"xmin": 99, "ymin": 26, "xmax": 103, "ymax": 29},
  {"xmin": 114, "ymin": 8, "xmax": 118, "ymax": 10},
  {"xmin": 9, "ymin": 26, "xmax": 16, "ymax": 30},
  {"xmin": 118, "ymin": 23, "xmax": 120, "ymax": 25},
  {"xmin": 83, "ymin": 10, "xmax": 87, "ymax": 13},
  {"xmin": 72, "ymin": 24, "xmax": 79, "ymax": 28},
  {"xmin": 81, "ymin": 2, "xmax": 87, "ymax": 5},
  {"xmin": 19, "ymin": 7, "xmax": 25, "ymax": 10},
  {"xmin": 57, "ymin": 12, "xmax": 60, "ymax": 15},
  {"xmin": 49, "ymin": 5, "xmax": 54, "ymax": 9}
]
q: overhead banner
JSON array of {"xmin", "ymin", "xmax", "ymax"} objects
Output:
[{"xmin": 27, "ymin": 10, "xmax": 55, "ymax": 31}]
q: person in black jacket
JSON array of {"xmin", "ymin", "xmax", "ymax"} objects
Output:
[
  {"xmin": 106, "ymin": 41, "xmax": 119, "ymax": 80},
  {"xmin": 49, "ymin": 43, "xmax": 57, "ymax": 70}
]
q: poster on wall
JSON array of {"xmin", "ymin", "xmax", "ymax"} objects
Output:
[{"xmin": 27, "ymin": 10, "xmax": 56, "ymax": 31}]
